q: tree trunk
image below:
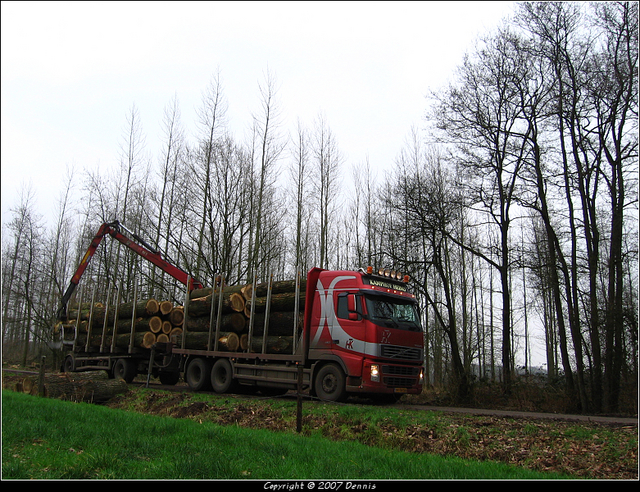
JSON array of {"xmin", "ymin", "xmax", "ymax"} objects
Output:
[
  {"xmin": 116, "ymin": 298, "xmax": 160, "ymax": 319},
  {"xmin": 20, "ymin": 371, "xmax": 129, "ymax": 403},
  {"xmin": 189, "ymin": 284, "xmax": 252, "ymax": 300},
  {"xmin": 185, "ymin": 312, "xmax": 246, "ymax": 333},
  {"xmin": 74, "ymin": 331, "xmax": 155, "ymax": 350},
  {"xmin": 188, "ymin": 292, "xmax": 245, "ymax": 316},
  {"xmin": 244, "ymin": 279, "xmax": 307, "ymax": 299},
  {"xmin": 249, "ymin": 335, "xmax": 294, "ymax": 354},
  {"xmin": 178, "ymin": 331, "xmax": 240, "ymax": 351},
  {"xmin": 169, "ymin": 307, "xmax": 184, "ymax": 326},
  {"xmin": 159, "ymin": 300, "xmax": 173, "ymax": 315},
  {"xmin": 248, "ymin": 311, "xmax": 303, "ymax": 336},
  {"xmin": 245, "ymin": 292, "xmax": 305, "ymax": 315}
]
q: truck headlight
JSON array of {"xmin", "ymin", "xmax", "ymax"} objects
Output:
[
  {"xmin": 370, "ymin": 364, "xmax": 380, "ymax": 382},
  {"xmin": 419, "ymin": 368, "xmax": 424, "ymax": 384}
]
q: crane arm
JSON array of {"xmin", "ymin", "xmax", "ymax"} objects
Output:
[{"xmin": 57, "ymin": 220, "xmax": 203, "ymax": 320}]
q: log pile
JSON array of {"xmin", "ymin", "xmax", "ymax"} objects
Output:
[
  {"xmin": 56, "ymin": 277, "xmax": 306, "ymax": 355},
  {"xmin": 15, "ymin": 371, "xmax": 129, "ymax": 403},
  {"xmin": 178, "ymin": 278, "xmax": 306, "ymax": 354},
  {"xmin": 56, "ymin": 297, "xmax": 185, "ymax": 352}
]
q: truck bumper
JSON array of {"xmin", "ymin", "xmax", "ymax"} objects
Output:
[{"xmin": 348, "ymin": 360, "xmax": 423, "ymax": 395}]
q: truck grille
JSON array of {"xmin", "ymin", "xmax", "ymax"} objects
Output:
[
  {"xmin": 382, "ymin": 365, "xmax": 421, "ymax": 388},
  {"xmin": 380, "ymin": 344, "xmax": 422, "ymax": 361}
]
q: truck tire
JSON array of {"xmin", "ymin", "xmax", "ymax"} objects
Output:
[
  {"xmin": 158, "ymin": 370, "xmax": 180, "ymax": 385},
  {"xmin": 314, "ymin": 363, "xmax": 347, "ymax": 402},
  {"xmin": 113, "ymin": 358, "xmax": 136, "ymax": 383},
  {"xmin": 63, "ymin": 355, "xmax": 75, "ymax": 373},
  {"xmin": 210, "ymin": 358, "xmax": 237, "ymax": 394},
  {"xmin": 186, "ymin": 357, "xmax": 212, "ymax": 391}
]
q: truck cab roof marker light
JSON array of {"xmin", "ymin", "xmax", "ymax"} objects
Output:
[{"xmin": 363, "ymin": 266, "xmax": 410, "ymax": 283}]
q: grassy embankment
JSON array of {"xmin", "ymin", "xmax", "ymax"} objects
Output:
[{"xmin": 2, "ymin": 390, "xmax": 568, "ymax": 480}]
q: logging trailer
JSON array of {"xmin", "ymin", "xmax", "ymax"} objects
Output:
[{"xmin": 56, "ymin": 221, "xmax": 424, "ymax": 402}]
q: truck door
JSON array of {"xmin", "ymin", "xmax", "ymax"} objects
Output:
[{"xmin": 335, "ymin": 292, "xmax": 366, "ymax": 351}]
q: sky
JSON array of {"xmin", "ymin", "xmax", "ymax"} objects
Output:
[
  {"xmin": 1, "ymin": 1, "xmax": 551, "ymax": 368},
  {"xmin": 1, "ymin": 0, "xmax": 515, "ymax": 223}
]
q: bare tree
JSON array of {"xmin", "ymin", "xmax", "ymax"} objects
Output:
[
  {"xmin": 312, "ymin": 113, "xmax": 342, "ymax": 269},
  {"xmin": 429, "ymin": 26, "xmax": 532, "ymax": 394},
  {"xmin": 192, "ymin": 71, "xmax": 228, "ymax": 281},
  {"xmin": 249, "ymin": 69, "xmax": 286, "ymax": 279}
]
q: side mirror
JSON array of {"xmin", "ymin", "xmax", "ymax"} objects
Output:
[
  {"xmin": 347, "ymin": 294, "xmax": 357, "ymax": 312},
  {"xmin": 347, "ymin": 294, "xmax": 360, "ymax": 320}
]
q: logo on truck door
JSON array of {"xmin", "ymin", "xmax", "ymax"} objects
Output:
[{"xmin": 311, "ymin": 275, "xmax": 375, "ymax": 357}]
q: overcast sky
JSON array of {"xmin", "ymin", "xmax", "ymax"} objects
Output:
[
  {"xmin": 2, "ymin": 1, "xmax": 551, "ymax": 366},
  {"xmin": 1, "ymin": 0, "xmax": 515, "ymax": 225}
]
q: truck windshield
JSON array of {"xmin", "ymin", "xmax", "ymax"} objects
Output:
[{"xmin": 364, "ymin": 294, "xmax": 422, "ymax": 332}]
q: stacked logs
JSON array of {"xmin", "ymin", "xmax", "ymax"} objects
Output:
[
  {"xmin": 57, "ymin": 298, "xmax": 185, "ymax": 352},
  {"xmin": 57, "ymin": 277, "xmax": 306, "ymax": 355},
  {"xmin": 14, "ymin": 371, "xmax": 129, "ymax": 403},
  {"xmin": 180, "ymin": 278, "xmax": 306, "ymax": 354}
]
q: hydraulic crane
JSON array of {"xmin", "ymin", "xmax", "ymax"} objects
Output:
[{"xmin": 57, "ymin": 220, "xmax": 203, "ymax": 321}]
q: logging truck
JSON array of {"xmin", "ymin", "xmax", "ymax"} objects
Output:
[{"xmin": 56, "ymin": 222, "xmax": 424, "ymax": 402}]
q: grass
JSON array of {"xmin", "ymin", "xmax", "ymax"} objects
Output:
[{"xmin": 2, "ymin": 390, "xmax": 567, "ymax": 480}]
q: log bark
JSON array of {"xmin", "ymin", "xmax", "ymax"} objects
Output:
[
  {"xmin": 20, "ymin": 371, "xmax": 129, "ymax": 402},
  {"xmin": 68, "ymin": 298, "xmax": 159, "ymax": 325},
  {"xmin": 188, "ymin": 292, "xmax": 245, "ymax": 316},
  {"xmin": 184, "ymin": 312, "xmax": 246, "ymax": 333},
  {"xmin": 63, "ymin": 315, "xmax": 162, "ymax": 335},
  {"xmin": 245, "ymin": 292, "xmax": 305, "ymax": 315},
  {"xmin": 74, "ymin": 331, "xmax": 155, "ymax": 350},
  {"xmin": 116, "ymin": 298, "xmax": 160, "ymax": 318},
  {"xmin": 248, "ymin": 311, "xmax": 303, "ymax": 336},
  {"xmin": 178, "ymin": 331, "xmax": 239, "ymax": 351},
  {"xmin": 249, "ymin": 336, "xmax": 294, "ymax": 354},
  {"xmin": 169, "ymin": 327, "xmax": 183, "ymax": 343},
  {"xmin": 189, "ymin": 284, "xmax": 252, "ymax": 300},
  {"xmin": 244, "ymin": 279, "xmax": 307, "ymax": 299}
]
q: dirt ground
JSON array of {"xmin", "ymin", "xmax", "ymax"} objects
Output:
[{"xmin": 3, "ymin": 370, "xmax": 638, "ymax": 479}]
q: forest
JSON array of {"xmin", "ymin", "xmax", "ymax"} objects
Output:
[{"xmin": 2, "ymin": 2, "xmax": 637, "ymax": 415}]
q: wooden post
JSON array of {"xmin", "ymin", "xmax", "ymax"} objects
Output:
[
  {"xmin": 182, "ymin": 276, "xmax": 190, "ymax": 349},
  {"xmin": 214, "ymin": 275, "xmax": 225, "ymax": 351},
  {"xmin": 247, "ymin": 272, "xmax": 258, "ymax": 352},
  {"xmin": 261, "ymin": 274, "xmax": 274, "ymax": 354},
  {"xmin": 38, "ymin": 356, "xmax": 46, "ymax": 397},
  {"xmin": 128, "ymin": 282, "xmax": 138, "ymax": 354},
  {"xmin": 296, "ymin": 363, "xmax": 303, "ymax": 433},
  {"xmin": 71, "ymin": 285, "xmax": 84, "ymax": 351},
  {"xmin": 85, "ymin": 286, "xmax": 97, "ymax": 353},
  {"xmin": 110, "ymin": 284, "xmax": 122, "ymax": 353},
  {"xmin": 146, "ymin": 345, "xmax": 155, "ymax": 388}
]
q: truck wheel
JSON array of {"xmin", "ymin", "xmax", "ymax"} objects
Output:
[
  {"xmin": 113, "ymin": 359, "xmax": 136, "ymax": 383},
  {"xmin": 63, "ymin": 355, "xmax": 75, "ymax": 373},
  {"xmin": 314, "ymin": 363, "xmax": 347, "ymax": 402},
  {"xmin": 186, "ymin": 357, "xmax": 212, "ymax": 391},
  {"xmin": 158, "ymin": 371, "xmax": 180, "ymax": 385},
  {"xmin": 210, "ymin": 358, "xmax": 236, "ymax": 394}
]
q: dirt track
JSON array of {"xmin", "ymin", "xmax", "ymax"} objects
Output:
[
  {"xmin": 4, "ymin": 369, "xmax": 637, "ymax": 427},
  {"xmin": 133, "ymin": 379, "xmax": 639, "ymax": 427},
  {"xmin": 397, "ymin": 402, "xmax": 638, "ymax": 427}
]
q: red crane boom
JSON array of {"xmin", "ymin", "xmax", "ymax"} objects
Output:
[{"xmin": 57, "ymin": 220, "xmax": 203, "ymax": 320}]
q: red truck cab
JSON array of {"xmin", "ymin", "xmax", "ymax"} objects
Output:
[{"xmin": 306, "ymin": 267, "xmax": 424, "ymax": 401}]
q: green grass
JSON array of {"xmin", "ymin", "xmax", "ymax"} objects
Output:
[{"xmin": 2, "ymin": 390, "xmax": 566, "ymax": 480}]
